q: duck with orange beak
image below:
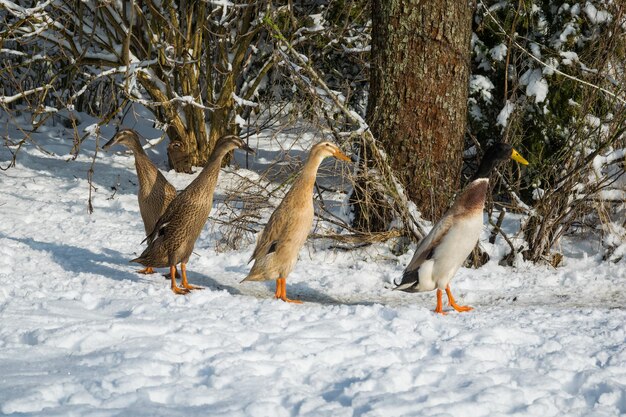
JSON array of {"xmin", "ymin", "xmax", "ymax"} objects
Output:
[{"xmin": 242, "ymin": 141, "xmax": 351, "ymax": 303}]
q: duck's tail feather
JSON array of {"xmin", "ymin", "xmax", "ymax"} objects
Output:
[
  {"xmin": 393, "ymin": 268, "xmax": 420, "ymax": 292},
  {"xmin": 130, "ymin": 246, "xmax": 151, "ymax": 265},
  {"xmin": 240, "ymin": 270, "xmax": 265, "ymax": 283}
]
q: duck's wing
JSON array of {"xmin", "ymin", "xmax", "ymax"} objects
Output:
[
  {"xmin": 249, "ymin": 207, "xmax": 289, "ymax": 263},
  {"xmin": 394, "ymin": 214, "xmax": 454, "ymax": 290},
  {"xmin": 142, "ymin": 191, "xmax": 187, "ymax": 245}
]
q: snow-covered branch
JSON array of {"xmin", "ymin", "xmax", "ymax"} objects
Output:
[
  {"xmin": 479, "ymin": 0, "xmax": 626, "ymax": 105},
  {"xmin": 0, "ymin": 85, "xmax": 51, "ymax": 105}
]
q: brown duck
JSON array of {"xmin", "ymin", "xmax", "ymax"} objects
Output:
[
  {"xmin": 103, "ymin": 129, "xmax": 177, "ymax": 274},
  {"xmin": 132, "ymin": 135, "xmax": 254, "ymax": 294},
  {"xmin": 242, "ymin": 141, "xmax": 351, "ymax": 303}
]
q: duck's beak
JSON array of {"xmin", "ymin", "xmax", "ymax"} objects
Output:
[
  {"xmin": 511, "ymin": 148, "xmax": 529, "ymax": 165},
  {"xmin": 102, "ymin": 136, "xmax": 118, "ymax": 151},
  {"xmin": 241, "ymin": 143, "xmax": 255, "ymax": 154},
  {"xmin": 333, "ymin": 149, "xmax": 351, "ymax": 162}
]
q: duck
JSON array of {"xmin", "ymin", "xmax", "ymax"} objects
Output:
[
  {"xmin": 241, "ymin": 141, "xmax": 351, "ymax": 303},
  {"xmin": 394, "ymin": 142, "xmax": 529, "ymax": 314},
  {"xmin": 103, "ymin": 129, "xmax": 177, "ymax": 275},
  {"xmin": 132, "ymin": 135, "xmax": 254, "ymax": 294}
]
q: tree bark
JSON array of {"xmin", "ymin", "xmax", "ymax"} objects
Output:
[{"xmin": 366, "ymin": 0, "xmax": 474, "ymax": 222}]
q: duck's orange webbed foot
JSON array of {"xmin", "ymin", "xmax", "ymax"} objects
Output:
[
  {"xmin": 274, "ymin": 278, "xmax": 282, "ymax": 299},
  {"xmin": 433, "ymin": 289, "xmax": 448, "ymax": 315},
  {"xmin": 170, "ymin": 265, "xmax": 190, "ymax": 295},
  {"xmin": 446, "ymin": 285, "xmax": 473, "ymax": 313},
  {"xmin": 276, "ymin": 278, "xmax": 303, "ymax": 304},
  {"xmin": 180, "ymin": 263, "xmax": 203, "ymax": 291},
  {"xmin": 137, "ymin": 266, "xmax": 155, "ymax": 274},
  {"xmin": 171, "ymin": 285, "xmax": 190, "ymax": 295},
  {"xmin": 182, "ymin": 283, "xmax": 203, "ymax": 290}
]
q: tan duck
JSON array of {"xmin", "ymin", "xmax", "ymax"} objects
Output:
[
  {"xmin": 132, "ymin": 135, "xmax": 254, "ymax": 294},
  {"xmin": 103, "ymin": 129, "xmax": 177, "ymax": 274},
  {"xmin": 394, "ymin": 143, "xmax": 529, "ymax": 314},
  {"xmin": 242, "ymin": 141, "xmax": 351, "ymax": 303}
]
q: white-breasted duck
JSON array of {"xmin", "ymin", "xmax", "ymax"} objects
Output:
[{"xmin": 394, "ymin": 143, "xmax": 529, "ymax": 314}]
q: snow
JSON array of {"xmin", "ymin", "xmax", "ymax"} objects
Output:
[
  {"xmin": 307, "ymin": 14, "xmax": 326, "ymax": 32},
  {"xmin": 1, "ymin": 112, "xmax": 626, "ymax": 416},
  {"xmin": 583, "ymin": 2, "xmax": 612, "ymax": 24},
  {"xmin": 519, "ymin": 68, "xmax": 549, "ymax": 103},
  {"xmin": 342, "ymin": 45, "xmax": 371, "ymax": 53},
  {"xmin": 468, "ymin": 99, "xmax": 484, "ymax": 122},
  {"xmin": 232, "ymin": 92, "xmax": 259, "ymax": 108},
  {"xmin": 532, "ymin": 187, "xmax": 545, "ymax": 200},
  {"xmin": 529, "ymin": 42, "xmax": 541, "ymax": 59},
  {"xmin": 542, "ymin": 57, "xmax": 560, "ymax": 76},
  {"xmin": 83, "ymin": 123, "xmax": 99, "ymax": 135},
  {"xmin": 235, "ymin": 114, "xmax": 248, "ymax": 128},
  {"xmin": 496, "ymin": 101, "xmax": 515, "ymax": 128},
  {"xmin": 557, "ymin": 22, "xmax": 578, "ymax": 47},
  {"xmin": 489, "ymin": 44, "xmax": 507, "ymax": 62},
  {"xmin": 568, "ymin": 98, "xmax": 581, "ymax": 107},
  {"xmin": 469, "ymin": 75, "xmax": 495, "ymax": 103},
  {"xmin": 591, "ymin": 148, "xmax": 626, "ymax": 174},
  {"xmin": 560, "ymin": 51, "xmax": 580, "ymax": 66}
]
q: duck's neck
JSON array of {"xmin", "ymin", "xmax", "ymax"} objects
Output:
[
  {"xmin": 188, "ymin": 147, "xmax": 230, "ymax": 191},
  {"xmin": 132, "ymin": 146, "xmax": 150, "ymax": 165},
  {"xmin": 296, "ymin": 152, "xmax": 325, "ymax": 192},
  {"xmin": 472, "ymin": 156, "xmax": 498, "ymax": 181},
  {"xmin": 455, "ymin": 178, "xmax": 489, "ymax": 214},
  {"xmin": 125, "ymin": 138, "xmax": 146, "ymax": 155},
  {"xmin": 132, "ymin": 146, "xmax": 158, "ymax": 191}
]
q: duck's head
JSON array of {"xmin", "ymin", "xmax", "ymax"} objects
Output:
[
  {"xmin": 474, "ymin": 142, "xmax": 529, "ymax": 179},
  {"xmin": 311, "ymin": 141, "xmax": 351, "ymax": 162},
  {"xmin": 215, "ymin": 135, "xmax": 255, "ymax": 154},
  {"xmin": 102, "ymin": 129, "xmax": 142, "ymax": 152}
]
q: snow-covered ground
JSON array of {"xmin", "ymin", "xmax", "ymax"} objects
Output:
[{"xmin": 1, "ymin": 113, "xmax": 625, "ymax": 416}]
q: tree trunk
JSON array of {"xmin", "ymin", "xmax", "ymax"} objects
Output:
[{"xmin": 365, "ymin": 0, "xmax": 474, "ymax": 222}]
